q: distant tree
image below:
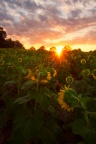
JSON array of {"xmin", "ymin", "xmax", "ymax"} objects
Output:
[
  {"xmin": 5, "ymin": 38, "xmax": 14, "ymax": 48},
  {"xmin": 38, "ymin": 46, "xmax": 46, "ymax": 51},
  {"xmin": 72, "ymin": 48, "xmax": 82, "ymax": 53},
  {"xmin": 0, "ymin": 27, "xmax": 25, "ymax": 49},
  {"xmin": 30, "ymin": 46, "xmax": 36, "ymax": 50},
  {"xmin": 5, "ymin": 39, "xmax": 24, "ymax": 49},
  {"xmin": 14, "ymin": 40, "xmax": 24, "ymax": 49},
  {"xmin": 0, "ymin": 27, "xmax": 7, "ymax": 48},
  {"xmin": 50, "ymin": 46, "xmax": 56, "ymax": 52},
  {"xmin": 62, "ymin": 45, "xmax": 72, "ymax": 51}
]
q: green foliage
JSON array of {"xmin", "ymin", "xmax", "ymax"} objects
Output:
[
  {"xmin": 0, "ymin": 27, "xmax": 7, "ymax": 48},
  {"xmin": 0, "ymin": 48, "xmax": 96, "ymax": 144},
  {"xmin": 64, "ymin": 87, "xmax": 78, "ymax": 107},
  {"xmin": 71, "ymin": 118, "xmax": 96, "ymax": 144},
  {"xmin": 71, "ymin": 118, "xmax": 89, "ymax": 136},
  {"xmin": 0, "ymin": 27, "xmax": 24, "ymax": 49}
]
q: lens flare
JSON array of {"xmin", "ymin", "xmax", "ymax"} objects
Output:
[{"xmin": 56, "ymin": 46, "xmax": 63, "ymax": 56}]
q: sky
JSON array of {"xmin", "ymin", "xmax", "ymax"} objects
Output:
[{"xmin": 0, "ymin": 0, "xmax": 96, "ymax": 51}]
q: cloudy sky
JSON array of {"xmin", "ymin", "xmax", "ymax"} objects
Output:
[{"xmin": 0, "ymin": 0, "xmax": 96, "ymax": 51}]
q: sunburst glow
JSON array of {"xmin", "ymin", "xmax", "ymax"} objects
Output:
[{"xmin": 56, "ymin": 46, "xmax": 63, "ymax": 56}]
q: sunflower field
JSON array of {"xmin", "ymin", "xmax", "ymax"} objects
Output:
[{"xmin": 0, "ymin": 48, "xmax": 96, "ymax": 144}]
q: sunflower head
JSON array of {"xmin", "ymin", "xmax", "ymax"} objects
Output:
[
  {"xmin": 82, "ymin": 69, "xmax": 90, "ymax": 77},
  {"xmin": 25, "ymin": 69, "xmax": 32, "ymax": 79},
  {"xmin": 58, "ymin": 89, "xmax": 68, "ymax": 110},
  {"xmin": 18, "ymin": 58, "xmax": 22, "ymax": 62},
  {"xmin": 53, "ymin": 70, "xmax": 57, "ymax": 77},
  {"xmin": 66, "ymin": 76, "xmax": 73, "ymax": 85},
  {"xmin": 40, "ymin": 79, "xmax": 48, "ymax": 84},
  {"xmin": 81, "ymin": 59, "xmax": 86, "ymax": 65},
  {"xmin": 46, "ymin": 72, "xmax": 52, "ymax": 80},
  {"xmin": 31, "ymin": 75, "xmax": 37, "ymax": 81},
  {"xmin": 58, "ymin": 87, "xmax": 78, "ymax": 112}
]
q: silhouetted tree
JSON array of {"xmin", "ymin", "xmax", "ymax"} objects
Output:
[
  {"xmin": 0, "ymin": 27, "xmax": 7, "ymax": 48},
  {"xmin": 5, "ymin": 39, "xmax": 24, "ymax": 49},
  {"xmin": 30, "ymin": 46, "xmax": 36, "ymax": 50},
  {"xmin": 50, "ymin": 46, "xmax": 56, "ymax": 52},
  {"xmin": 38, "ymin": 46, "xmax": 46, "ymax": 50},
  {"xmin": 14, "ymin": 40, "xmax": 24, "ymax": 49},
  {"xmin": 0, "ymin": 26, "xmax": 25, "ymax": 49},
  {"xmin": 5, "ymin": 38, "xmax": 14, "ymax": 48},
  {"xmin": 62, "ymin": 45, "xmax": 72, "ymax": 51}
]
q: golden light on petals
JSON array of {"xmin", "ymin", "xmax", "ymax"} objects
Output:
[
  {"xmin": 58, "ymin": 89, "xmax": 74, "ymax": 112},
  {"xmin": 25, "ymin": 69, "xmax": 32, "ymax": 79},
  {"xmin": 53, "ymin": 70, "xmax": 57, "ymax": 77},
  {"xmin": 40, "ymin": 79, "xmax": 48, "ymax": 83},
  {"xmin": 31, "ymin": 76, "xmax": 37, "ymax": 81},
  {"xmin": 46, "ymin": 72, "xmax": 52, "ymax": 80}
]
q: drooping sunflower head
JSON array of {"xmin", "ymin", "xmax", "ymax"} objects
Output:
[
  {"xmin": 58, "ymin": 87, "xmax": 78, "ymax": 112},
  {"xmin": 82, "ymin": 69, "xmax": 90, "ymax": 77},
  {"xmin": 58, "ymin": 89, "xmax": 68, "ymax": 110},
  {"xmin": 64, "ymin": 88, "xmax": 78, "ymax": 107}
]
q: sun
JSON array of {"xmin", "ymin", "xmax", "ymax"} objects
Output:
[{"xmin": 56, "ymin": 46, "xmax": 63, "ymax": 56}]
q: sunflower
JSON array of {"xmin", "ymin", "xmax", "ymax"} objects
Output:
[
  {"xmin": 81, "ymin": 59, "xmax": 86, "ymax": 65},
  {"xmin": 53, "ymin": 70, "xmax": 57, "ymax": 77},
  {"xmin": 46, "ymin": 72, "xmax": 52, "ymax": 80},
  {"xmin": 25, "ymin": 69, "xmax": 32, "ymax": 79},
  {"xmin": 58, "ymin": 88, "xmax": 74, "ymax": 112},
  {"xmin": 82, "ymin": 69, "xmax": 90, "ymax": 77},
  {"xmin": 40, "ymin": 79, "xmax": 48, "ymax": 83},
  {"xmin": 31, "ymin": 75, "xmax": 37, "ymax": 81},
  {"xmin": 18, "ymin": 58, "xmax": 22, "ymax": 62},
  {"xmin": 66, "ymin": 76, "xmax": 73, "ymax": 85}
]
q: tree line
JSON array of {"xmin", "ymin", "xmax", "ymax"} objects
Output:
[
  {"xmin": 0, "ymin": 27, "xmax": 74, "ymax": 51},
  {"xmin": 30, "ymin": 45, "xmax": 72, "ymax": 51},
  {"xmin": 0, "ymin": 27, "xmax": 25, "ymax": 49}
]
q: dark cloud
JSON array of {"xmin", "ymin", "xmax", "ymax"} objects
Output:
[
  {"xmin": 72, "ymin": 0, "xmax": 96, "ymax": 7},
  {"xmin": 0, "ymin": 0, "xmax": 96, "ymax": 50},
  {"xmin": 3, "ymin": 0, "xmax": 44, "ymax": 12},
  {"xmin": 62, "ymin": 15, "xmax": 96, "ymax": 33},
  {"xmin": 44, "ymin": 4, "xmax": 61, "ymax": 15},
  {"xmin": 69, "ymin": 9, "xmax": 82, "ymax": 18},
  {"xmin": 90, "ymin": 8, "xmax": 96, "ymax": 15},
  {"xmin": 38, "ymin": 14, "xmax": 48, "ymax": 23},
  {"xmin": 24, "ymin": 0, "xmax": 43, "ymax": 11},
  {"xmin": 2, "ymin": 0, "xmax": 22, "ymax": 8},
  {"xmin": 0, "ymin": 11, "xmax": 13, "ymax": 21}
]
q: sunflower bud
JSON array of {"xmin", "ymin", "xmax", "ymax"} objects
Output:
[
  {"xmin": 82, "ymin": 69, "xmax": 90, "ymax": 77},
  {"xmin": 66, "ymin": 76, "xmax": 73, "ymax": 85},
  {"xmin": 81, "ymin": 59, "xmax": 86, "ymax": 65}
]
